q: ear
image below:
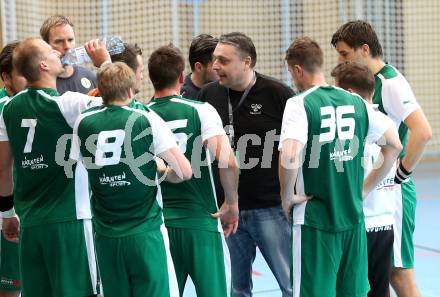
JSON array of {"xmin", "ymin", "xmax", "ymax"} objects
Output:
[
  {"xmin": 128, "ymin": 87, "xmax": 134, "ymax": 99},
  {"xmin": 1, "ymin": 72, "xmax": 9, "ymax": 83},
  {"xmin": 178, "ymin": 71, "xmax": 184, "ymax": 84},
  {"xmin": 243, "ymin": 55, "xmax": 252, "ymax": 69},
  {"xmin": 39, "ymin": 61, "xmax": 49, "ymax": 72},
  {"xmin": 360, "ymin": 44, "xmax": 371, "ymax": 57},
  {"xmin": 347, "ymin": 87, "xmax": 355, "ymax": 94},
  {"xmin": 294, "ymin": 64, "xmax": 303, "ymax": 77},
  {"xmin": 194, "ymin": 62, "xmax": 203, "ymax": 73}
]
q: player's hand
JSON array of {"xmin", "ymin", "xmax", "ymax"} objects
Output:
[
  {"xmin": 155, "ymin": 157, "xmax": 167, "ymax": 175},
  {"xmin": 2, "ymin": 217, "xmax": 19, "ymax": 243},
  {"xmin": 211, "ymin": 201, "xmax": 239, "ymax": 238},
  {"xmin": 84, "ymin": 39, "xmax": 111, "ymax": 67},
  {"xmin": 282, "ymin": 194, "xmax": 312, "ymax": 219},
  {"xmin": 282, "ymin": 197, "xmax": 295, "ymax": 219}
]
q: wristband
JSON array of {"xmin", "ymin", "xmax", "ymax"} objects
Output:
[
  {"xmin": 394, "ymin": 162, "xmax": 412, "ymax": 184},
  {"xmin": 0, "ymin": 194, "xmax": 14, "ymax": 212},
  {"xmin": 1, "ymin": 207, "xmax": 15, "ymax": 218}
]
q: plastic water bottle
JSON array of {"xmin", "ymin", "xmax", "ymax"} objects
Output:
[{"xmin": 60, "ymin": 36, "xmax": 125, "ymax": 65}]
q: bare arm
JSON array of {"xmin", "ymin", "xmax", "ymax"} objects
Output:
[
  {"xmin": 400, "ymin": 109, "xmax": 432, "ymax": 172},
  {"xmin": 205, "ymin": 134, "xmax": 239, "ymax": 237},
  {"xmin": 279, "ymin": 139, "xmax": 311, "ymax": 218},
  {"xmin": 363, "ymin": 127, "xmax": 402, "ymax": 197},
  {"xmin": 0, "ymin": 141, "xmax": 13, "ymax": 196},
  {"xmin": 0, "ymin": 141, "xmax": 19, "ymax": 242},
  {"xmin": 157, "ymin": 147, "xmax": 192, "ymax": 183}
]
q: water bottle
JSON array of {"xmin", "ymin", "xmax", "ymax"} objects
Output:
[{"xmin": 60, "ymin": 36, "xmax": 125, "ymax": 65}]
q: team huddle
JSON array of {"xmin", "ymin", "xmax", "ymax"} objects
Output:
[{"xmin": 0, "ymin": 15, "xmax": 432, "ymax": 297}]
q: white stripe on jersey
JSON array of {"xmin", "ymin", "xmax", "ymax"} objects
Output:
[
  {"xmin": 12, "ymin": 88, "xmax": 29, "ymax": 98},
  {"xmin": 75, "ymin": 161, "xmax": 92, "ymax": 220}
]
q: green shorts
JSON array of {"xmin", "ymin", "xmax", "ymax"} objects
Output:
[
  {"xmin": 292, "ymin": 224, "xmax": 369, "ymax": 297},
  {"xmin": 393, "ymin": 179, "xmax": 416, "ymax": 268},
  {"xmin": 20, "ymin": 219, "xmax": 98, "ymax": 297},
  {"xmin": 167, "ymin": 227, "xmax": 232, "ymax": 297},
  {"xmin": 0, "ymin": 232, "xmax": 20, "ymax": 291},
  {"xmin": 95, "ymin": 225, "xmax": 179, "ymax": 297}
]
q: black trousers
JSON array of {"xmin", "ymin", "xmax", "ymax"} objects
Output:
[{"xmin": 367, "ymin": 225, "xmax": 394, "ymax": 297}]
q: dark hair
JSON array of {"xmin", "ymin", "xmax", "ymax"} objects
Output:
[
  {"xmin": 148, "ymin": 45, "xmax": 185, "ymax": 90},
  {"xmin": 331, "ymin": 61, "xmax": 375, "ymax": 99},
  {"xmin": 40, "ymin": 15, "xmax": 74, "ymax": 43},
  {"xmin": 285, "ymin": 37, "xmax": 323, "ymax": 73},
  {"xmin": 331, "ymin": 20, "xmax": 383, "ymax": 58},
  {"xmin": 188, "ymin": 34, "xmax": 218, "ymax": 71},
  {"xmin": 0, "ymin": 41, "xmax": 20, "ymax": 80},
  {"xmin": 219, "ymin": 32, "xmax": 257, "ymax": 68},
  {"xmin": 110, "ymin": 43, "xmax": 142, "ymax": 72},
  {"xmin": 13, "ymin": 38, "xmax": 46, "ymax": 82}
]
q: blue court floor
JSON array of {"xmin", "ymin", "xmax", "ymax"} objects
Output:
[{"xmin": 183, "ymin": 161, "xmax": 440, "ymax": 297}]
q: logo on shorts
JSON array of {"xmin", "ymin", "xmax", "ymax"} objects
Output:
[
  {"xmin": 99, "ymin": 172, "xmax": 131, "ymax": 187},
  {"xmin": 81, "ymin": 77, "xmax": 92, "ymax": 89},
  {"xmin": 0, "ymin": 277, "xmax": 21, "ymax": 288},
  {"xmin": 250, "ymin": 103, "xmax": 262, "ymax": 115},
  {"xmin": 21, "ymin": 155, "xmax": 49, "ymax": 170}
]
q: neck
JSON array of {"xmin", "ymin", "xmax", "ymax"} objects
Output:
[
  {"xmin": 154, "ymin": 85, "xmax": 180, "ymax": 99},
  {"xmin": 106, "ymin": 98, "xmax": 131, "ymax": 106},
  {"xmin": 302, "ymin": 71, "xmax": 327, "ymax": 90},
  {"xmin": 28, "ymin": 75, "xmax": 57, "ymax": 90},
  {"xmin": 367, "ymin": 58, "xmax": 386, "ymax": 75},
  {"xmin": 58, "ymin": 65, "xmax": 74, "ymax": 78},
  {"xmin": 190, "ymin": 72, "xmax": 204, "ymax": 89},
  {"xmin": 231, "ymin": 69, "xmax": 255, "ymax": 91}
]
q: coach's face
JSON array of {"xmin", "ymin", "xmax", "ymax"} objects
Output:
[
  {"xmin": 48, "ymin": 24, "xmax": 75, "ymax": 57},
  {"xmin": 335, "ymin": 41, "xmax": 365, "ymax": 64},
  {"xmin": 212, "ymin": 43, "xmax": 251, "ymax": 90}
]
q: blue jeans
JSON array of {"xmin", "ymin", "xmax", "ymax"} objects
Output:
[{"xmin": 226, "ymin": 206, "xmax": 292, "ymax": 297}]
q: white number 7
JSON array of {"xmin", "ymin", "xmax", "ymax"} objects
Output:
[{"xmin": 21, "ymin": 119, "xmax": 37, "ymax": 153}]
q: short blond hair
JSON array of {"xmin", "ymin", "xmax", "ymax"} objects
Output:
[
  {"xmin": 40, "ymin": 15, "xmax": 74, "ymax": 42},
  {"xmin": 97, "ymin": 62, "xmax": 135, "ymax": 104}
]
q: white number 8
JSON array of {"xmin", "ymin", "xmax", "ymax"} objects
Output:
[{"xmin": 95, "ymin": 130, "xmax": 125, "ymax": 166}]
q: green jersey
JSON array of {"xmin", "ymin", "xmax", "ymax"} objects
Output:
[
  {"xmin": 279, "ymin": 86, "xmax": 393, "ymax": 232},
  {"xmin": 0, "ymin": 88, "xmax": 8, "ymax": 110},
  {"xmin": 373, "ymin": 64, "xmax": 420, "ymax": 159},
  {"xmin": 148, "ymin": 96, "xmax": 226, "ymax": 232},
  {"xmin": 71, "ymin": 102, "xmax": 177, "ymax": 237},
  {"xmin": 0, "ymin": 88, "xmax": 102, "ymax": 227}
]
